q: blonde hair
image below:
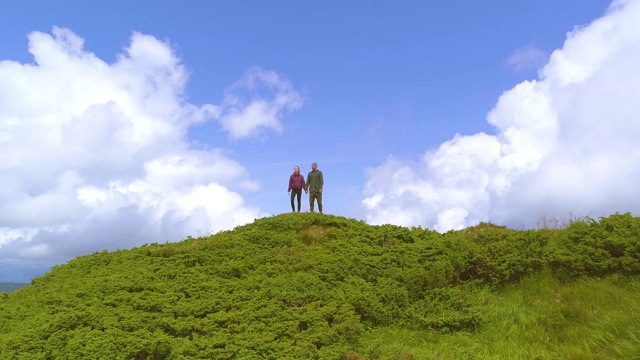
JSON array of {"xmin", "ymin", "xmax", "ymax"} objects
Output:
[{"xmin": 292, "ymin": 165, "xmax": 300, "ymax": 175}]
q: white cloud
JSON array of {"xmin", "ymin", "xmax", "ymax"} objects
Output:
[
  {"xmin": 363, "ymin": 0, "xmax": 640, "ymax": 230},
  {"xmin": 216, "ymin": 67, "xmax": 305, "ymax": 139},
  {"xmin": 0, "ymin": 27, "xmax": 301, "ymax": 265},
  {"xmin": 506, "ymin": 44, "xmax": 548, "ymax": 72}
]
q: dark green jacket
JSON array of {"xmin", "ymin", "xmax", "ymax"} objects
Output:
[{"xmin": 306, "ymin": 169, "xmax": 324, "ymax": 193}]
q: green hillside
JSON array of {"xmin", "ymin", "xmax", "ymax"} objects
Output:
[{"xmin": 1, "ymin": 212, "xmax": 639, "ymax": 359}]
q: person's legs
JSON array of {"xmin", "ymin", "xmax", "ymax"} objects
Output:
[
  {"xmin": 309, "ymin": 192, "xmax": 316, "ymax": 212},
  {"xmin": 290, "ymin": 190, "xmax": 296, "ymax": 212},
  {"xmin": 317, "ymin": 193, "xmax": 323, "ymax": 213},
  {"xmin": 294, "ymin": 189, "xmax": 302, "ymax": 212}
]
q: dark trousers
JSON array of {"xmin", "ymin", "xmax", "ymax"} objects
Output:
[
  {"xmin": 309, "ymin": 191, "xmax": 322, "ymax": 213},
  {"xmin": 290, "ymin": 189, "xmax": 302, "ymax": 211}
]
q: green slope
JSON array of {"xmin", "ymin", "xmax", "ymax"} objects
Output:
[{"xmin": 1, "ymin": 212, "xmax": 639, "ymax": 359}]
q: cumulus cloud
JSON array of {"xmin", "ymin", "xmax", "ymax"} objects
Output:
[
  {"xmin": 0, "ymin": 27, "xmax": 302, "ymax": 271},
  {"xmin": 363, "ymin": 0, "xmax": 640, "ymax": 231}
]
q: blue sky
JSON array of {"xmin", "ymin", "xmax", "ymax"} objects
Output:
[{"xmin": 2, "ymin": 0, "xmax": 639, "ymax": 282}]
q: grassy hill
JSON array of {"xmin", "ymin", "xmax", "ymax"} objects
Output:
[
  {"xmin": 0, "ymin": 283, "xmax": 29, "ymax": 294},
  {"xmin": 1, "ymin": 212, "xmax": 639, "ymax": 359}
]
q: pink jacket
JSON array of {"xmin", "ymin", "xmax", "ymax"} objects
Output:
[{"xmin": 288, "ymin": 173, "xmax": 306, "ymax": 191}]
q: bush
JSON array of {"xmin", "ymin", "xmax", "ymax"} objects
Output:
[{"xmin": 549, "ymin": 212, "xmax": 640, "ymax": 278}]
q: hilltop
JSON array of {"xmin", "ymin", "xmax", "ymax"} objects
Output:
[{"xmin": 1, "ymin": 212, "xmax": 639, "ymax": 359}]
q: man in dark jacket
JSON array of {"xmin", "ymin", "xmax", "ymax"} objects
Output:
[{"xmin": 306, "ymin": 162, "xmax": 324, "ymax": 213}]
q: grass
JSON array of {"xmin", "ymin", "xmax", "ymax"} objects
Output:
[
  {"xmin": 356, "ymin": 271, "xmax": 640, "ymax": 360},
  {"xmin": 3, "ymin": 213, "xmax": 640, "ymax": 359},
  {"xmin": 299, "ymin": 224, "xmax": 336, "ymax": 246}
]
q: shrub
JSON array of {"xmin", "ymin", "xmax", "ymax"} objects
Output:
[{"xmin": 549, "ymin": 212, "xmax": 640, "ymax": 278}]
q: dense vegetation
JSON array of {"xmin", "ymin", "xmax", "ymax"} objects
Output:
[
  {"xmin": 1, "ymin": 212, "xmax": 639, "ymax": 359},
  {"xmin": 0, "ymin": 283, "xmax": 28, "ymax": 294}
]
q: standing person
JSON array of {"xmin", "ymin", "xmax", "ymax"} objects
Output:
[
  {"xmin": 288, "ymin": 166, "xmax": 307, "ymax": 212},
  {"xmin": 306, "ymin": 162, "xmax": 324, "ymax": 213}
]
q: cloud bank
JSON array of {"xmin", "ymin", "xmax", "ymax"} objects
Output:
[
  {"xmin": 0, "ymin": 27, "xmax": 303, "ymax": 270},
  {"xmin": 363, "ymin": 0, "xmax": 640, "ymax": 231}
]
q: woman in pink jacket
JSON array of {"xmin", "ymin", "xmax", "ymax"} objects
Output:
[{"xmin": 288, "ymin": 166, "xmax": 307, "ymax": 212}]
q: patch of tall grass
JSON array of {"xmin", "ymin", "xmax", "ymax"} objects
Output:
[{"xmin": 358, "ymin": 271, "xmax": 640, "ymax": 359}]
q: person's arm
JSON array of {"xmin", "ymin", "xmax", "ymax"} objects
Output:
[
  {"xmin": 302, "ymin": 176, "xmax": 307, "ymax": 193},
  {"xmin": 288, "ymin": 175, "xmax": 293, "ymax": 193},
  {"xmin": 319, "ymin": 171, "xmax": 324, "ymax": 193}
]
